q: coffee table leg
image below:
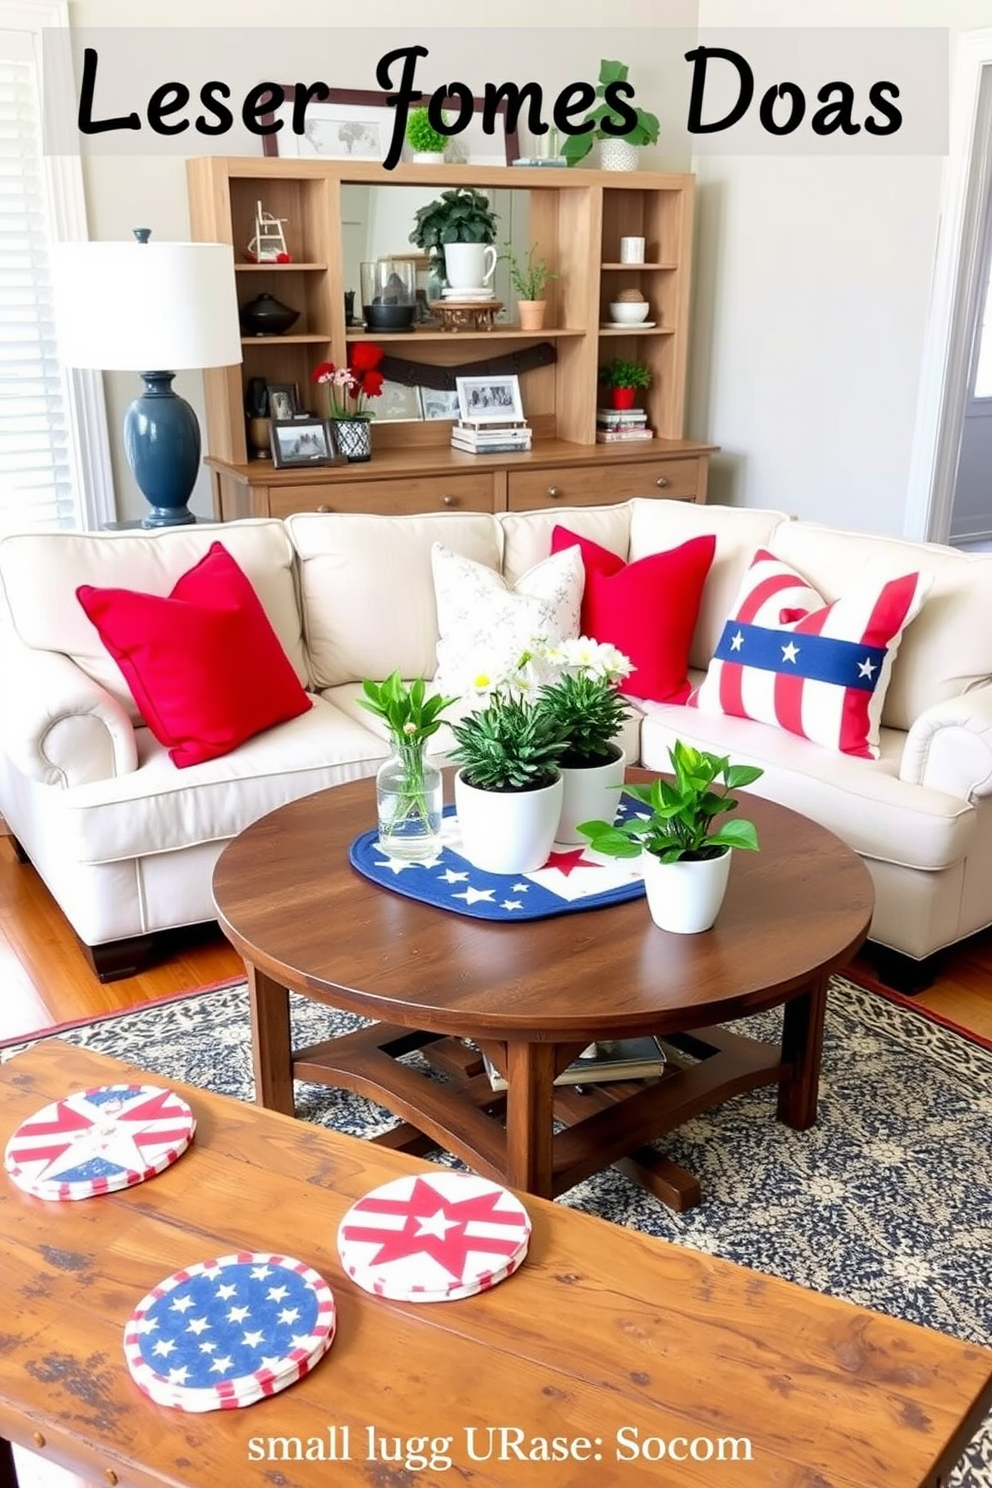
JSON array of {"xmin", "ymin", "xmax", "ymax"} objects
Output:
[
  {"xmin": 504, "ymin": 1041, "xmax": 556, "ymax": 1198},
  {"xmin": 777, "ymin": 973, "xmax": 828, "ymax": 1129},
  {"xmin": 0, "ymin": 1438, "xmax": 18, "ymax": 1488},
  {"xmin": 247, "ymin": 964, "xmax": 295, "ymax": 1116}
]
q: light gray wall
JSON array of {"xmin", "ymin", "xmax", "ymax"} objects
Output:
[{"xmin": 690, "ymin": 0, "xmax": 991, "ymax": 537}]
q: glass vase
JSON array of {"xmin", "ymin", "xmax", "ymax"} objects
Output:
[{"xmin": 375, "ymin": 739, "xmax": 443, "ymax": 861}]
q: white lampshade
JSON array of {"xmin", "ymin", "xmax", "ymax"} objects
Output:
[{"xmin": 52, "ymin": 237, "xmax": 243, "ymax": 371}]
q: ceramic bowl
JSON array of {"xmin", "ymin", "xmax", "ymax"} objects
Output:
[{"xmin": 609, "ymin": 301, "xmax": 650, "ymax": 325}]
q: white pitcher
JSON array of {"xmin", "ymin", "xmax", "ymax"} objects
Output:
[{"xmin": 443, "ymin": 242, "xmax": 497, "ymax": 291}]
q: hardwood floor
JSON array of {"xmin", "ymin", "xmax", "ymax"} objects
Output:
[{"xmin": 1, "ymin": 832, "xmax": 991, "ymax": 1044}]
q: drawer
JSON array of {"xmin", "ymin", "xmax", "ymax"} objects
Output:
[
  {"xmin": 268, "ymin": 472, "xmax": 495, "ymax": 519},
  {"xmin": 507, "ymin": 457, "xmax": 701, "ymax": 511}
]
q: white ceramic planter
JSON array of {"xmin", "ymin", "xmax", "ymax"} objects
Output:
[
  {"xmin": 641, "ymin": 848, "xmax": 732, "ymax": 934},
  {"xmin": 454, "ymin": 769, "xmax": 564, "ymax": 875},
  {"xmin": 557, "ymin": 748, "xmax": 626, "ymax": 846},
  {"xmin": 599, "ymin": 138, "xmax": 640, "ymax": 171},
  {"xmin": 412, "ymin": 151, "xmax": 446, "ymax": 164}
]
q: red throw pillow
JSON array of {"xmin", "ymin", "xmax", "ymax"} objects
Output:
[
  {"xmin": 77, "ymin": 542, "xmax": 312, "ymax": 768},
  {"xmin": 551, "ymin": 527, "xmax": 716, "ymax": 702}
]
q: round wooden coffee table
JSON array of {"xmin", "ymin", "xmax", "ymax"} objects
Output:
[{"xmin": 212, "ymin": 770, "xmax": 874, "ymax": 1210}]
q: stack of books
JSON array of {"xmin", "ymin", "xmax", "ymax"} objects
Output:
[
  {"xmin": 451, "ymin": 420, "xmax": 532, "ymax": 455},
  {"xmin": 482, "ymin": 1037, "xmax": 667, "ymax": 1092},
  {"xmin": 596, "ymin": 407, "xmax": 654, "ymax": 444}
]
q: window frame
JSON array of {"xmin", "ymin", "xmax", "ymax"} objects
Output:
[{"xmin": 1, "ymin": 0, "xmax": 114, "ymax": 530}]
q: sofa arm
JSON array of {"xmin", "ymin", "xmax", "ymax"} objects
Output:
[
  {"xmin": 0, "ymin": 637, "xmax": 138, "ymax": 786},
  {"xmin": 900, "ymin": 682, "xmax": 992, "ymax": 801}
]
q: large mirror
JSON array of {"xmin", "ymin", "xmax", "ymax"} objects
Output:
[{"xmin": 340, "ymin": 184, "xmax": 529, "ymax": 328}]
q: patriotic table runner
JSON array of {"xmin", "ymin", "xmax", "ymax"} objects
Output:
[{"xmin": 348, "ymin": 800, "xmax": 646, "ymax": 922}]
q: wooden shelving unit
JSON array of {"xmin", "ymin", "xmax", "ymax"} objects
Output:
[{"xmin": 186, "ymin": 157, "xmax": 715, "ymax": 520}]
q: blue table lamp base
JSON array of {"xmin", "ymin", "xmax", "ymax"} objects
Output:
[{"xmin": 123, "ymin": 371, "xmax": 200, "ymax": 528}]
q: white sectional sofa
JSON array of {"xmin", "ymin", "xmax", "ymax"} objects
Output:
[{"xmin": 1, "ymin": 501, "xmax": 991, "ymax": 984}]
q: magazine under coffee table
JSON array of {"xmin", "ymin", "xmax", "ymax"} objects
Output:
[{"xmin": 212, "ymin": 771, "xmax": 874, "ymax": 1210}]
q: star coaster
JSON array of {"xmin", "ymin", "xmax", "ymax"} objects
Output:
[
  {"xmin": 123, "ymin": 1253, "xmax": 336, "ymax": 1412},
  {"xmin": 4, "ymin": 1084, "xmax": 196, "ymax": 1200},
  {"xmin": 337, "ymin": 1170, "xmax": 531, "ymax": 1302}
]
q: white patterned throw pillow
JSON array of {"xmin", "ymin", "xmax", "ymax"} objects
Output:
[{"xmin": 431, "ymin": 542, "xmax": 584, "ymax": 695}]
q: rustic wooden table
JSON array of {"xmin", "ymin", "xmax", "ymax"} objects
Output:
[
  {"xmin": 212, "ymin": 772, "xmax": 874, "ymax": 1210},
  {"xmin": 1, "ymin": 1040, "xmax": 989, "ymax": 1488}
]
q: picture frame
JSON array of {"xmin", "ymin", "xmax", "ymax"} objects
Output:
[
  {"xmin": 266, "ymin": 382, "xmax": 300, "ymax": 422},
  {"xmin": 456, "ymin": 374, "xmax": 525, "ymax": 424},
  {"xmin": 375, "ymin": 379, "xmax": 424, "ymax": 423},
  {"xmin": 419, "ymin": 386, "xmax": 461, "ymax": 421},
  {"xmin": 261, "ymin": 89, "xmax": 519, "ymax": 166},
  {"xmin": 269, "ymin": 417, "xmax": 336, "ymax": 468}
]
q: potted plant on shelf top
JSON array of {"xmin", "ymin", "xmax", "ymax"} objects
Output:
[
  {"xmin": 405, "ymin": 106, "xmax": 450, "ymax": 164},
  {"xmin": 499, "ymin": 241, "xmax": 557, "ymax": 332},
  {"xmin": 562, "ymin": 58, "xmax": 661, "ymax": 170},
  {"xmin": 578, "ymin": 740, "xmax": 764, "ymax": 933},
  {"xmin": 358, "ymin": 671, "xmax": 457, "ymax": 861},
  {"xmin": 599, "ymin": 356, "xmax": 652, "ymax": 410},
  {"xmin": 408, "ymin": 187, "xmax": 500, "ymax": 294}
]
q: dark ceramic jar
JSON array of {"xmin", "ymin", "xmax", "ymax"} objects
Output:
[{"xmin": 239, "ymin": 293, "xmax": 300, "ymax": 336}]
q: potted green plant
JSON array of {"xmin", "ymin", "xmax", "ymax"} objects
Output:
[
  {"xmin": 408, "ymin": 188, "xmax": 500, "ymax": 293},
  {"xmin": 533, "ymin": 638, "xmax": 633, "ymax": 844},
  {"xmin": 449, "ymin": 678, "xmax": 570, "ymax": 876},
  {"xmin": 358, "ymin": 671, "xmax": 457, "ymax": 861},
  {"xmin": 599, "ymin": 355, "xmax": 652, "ymax": 410},
  {"xmin": 499, "ymin": 241, "xmax": 557, "ymax": 331},
  {"xmin": 578, "ymin": 741, "xmax": 764, "ymax": 932},
  {"xmin": 562, "ymin": 59, "xmax": 660, "ymax": 169},
  {"xmin": 405, "ymin": 107, "xmax": 449, "ymax": 164}
]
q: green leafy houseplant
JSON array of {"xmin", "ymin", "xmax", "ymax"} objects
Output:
[
  {"xmin": 534, "ymin": 638, "xmax": 632, "ymax": 768},
  {"xmin": 579, "ymin": 740, "xmax": 764, "ymax": 863},
  {"xmin": 408, "ymin": 188, "xmax": 499, "ymax": 281},
  {"xmin": 499, "ymin": 241, "xmax": 557, "ymax": 302},
  {"xmin": 358, "ymin": 672, "xmax": 457, "ymax": 844},
  {"xmin": 562, "ymin": 59, "xmax": 661, "ymax": 167},
  {"xmin": 449, "ymin": 692, "xmax": 568, "ymax": 793},
  {"xmin": 405, "ymin": 107, "xmax": 449, "ymax": 156},
  {"xmin": 599, "ymin": 356, "xmax": 652, "ymax": 391}
]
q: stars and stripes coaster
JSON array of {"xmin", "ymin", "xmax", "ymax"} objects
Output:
[
  {"xmin": 337, "ymin": 1170, "xmax": 531, "ymax": 1302},
  {"xmin": 123, "ymin": 1253, "xmax": 336, "ymax": 1412},
  {"xmin": 4, "ymin": 1084, "xmax": 196, "ymax": 1200}
]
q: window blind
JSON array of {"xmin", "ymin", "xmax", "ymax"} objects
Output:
[{"xmin": 0, "ymin": 30, "xmax": 78, "ymax": 532}]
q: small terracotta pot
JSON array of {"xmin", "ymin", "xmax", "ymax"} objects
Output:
[{"xmin": 517, "ymin": 299, "xmax": 547, "ymax": 332}]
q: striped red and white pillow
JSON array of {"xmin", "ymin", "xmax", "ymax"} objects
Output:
[{"xmin": 690, "ymin": 549, "xmax": 932, "ymax": 759}]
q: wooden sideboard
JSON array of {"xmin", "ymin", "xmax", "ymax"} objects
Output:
[{"xmin": 206, "ymin": 436, "xmax": 714, "ymax": 520}]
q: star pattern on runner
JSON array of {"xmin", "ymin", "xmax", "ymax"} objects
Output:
[{"xmin": 541, "ymin": 848, "xmax": 599, "ymax": 877}]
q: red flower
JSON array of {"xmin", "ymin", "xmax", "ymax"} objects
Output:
[
  {"xmin": 311, "ymin": 361, "xmax": 336, "ymax": 385},
  {"xmin": 360, "ymin": 369, "xmax": 384, "ymax": 398},
  {"xmin": 351, "ymin": 342, "xmax": 383, "ymax": 372}
]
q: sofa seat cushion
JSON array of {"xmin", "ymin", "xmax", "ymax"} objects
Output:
[
  {"xmin": 48, "ymin": 697, "xmax": 389, "ymax": 867},
  {"xmin": 638, "ymin": 701, "xmax": 974, "ymax": 873},
  {"xmin": 76, "ymin": 543, "xmax": 312, "ymax": 769},
  {"xmin": 0, "ymin": 520, "xmax": 306, "ymax": 723}
]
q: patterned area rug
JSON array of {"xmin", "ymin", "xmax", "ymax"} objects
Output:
[{"xmin": 3, "ymin": 975, "xmax": 991, "ymax": 1485}]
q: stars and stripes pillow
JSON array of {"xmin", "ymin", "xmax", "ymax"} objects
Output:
[{"xmin": 690, "ymin": 549, "xmax": 932, "ymax": 759}]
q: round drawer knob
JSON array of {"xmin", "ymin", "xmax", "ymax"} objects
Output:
[
  {"xmin": 32, "ymin": 1433, "xmax": 46, "ymax": 1448},
  {"xmin": 655, "ymin": 476, "xmax": 669, "ymax": 489},
  {"xmin": 442, "ymin": 493, "xmax": 458, "ymax": 507},
  {"xmin": 316, "ymin": 504, "xmax": 332, "ymax": 513},
  {"xmin": 547, "ymin": 486, "xmax": 562, "ymax": 499},
  {"xmin": 105, "ymin": 1472, "xmax": 119, "ymax": 1486}
]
